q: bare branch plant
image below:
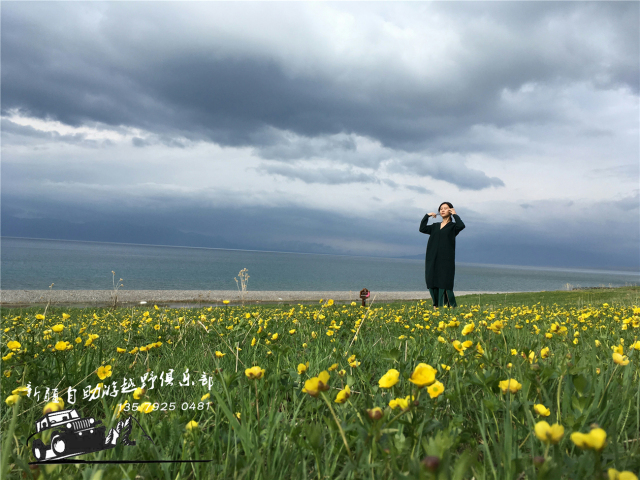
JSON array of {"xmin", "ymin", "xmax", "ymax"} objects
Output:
[
  {"xmin": 234, "ymin": 268, "xmax": 250, "ymax": 306},
  {"xmin": 111, "ymin": 271, "xmax": 124, "ymax": 309}
]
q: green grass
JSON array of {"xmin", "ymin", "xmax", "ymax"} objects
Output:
[{"xmin": 2, "ymin": 286, "xmax": 639, "ymax": 479}]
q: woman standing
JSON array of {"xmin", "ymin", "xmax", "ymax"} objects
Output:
[{"xmin": 419, "ymin": 202, "xmax": 465, "ymax": 310}]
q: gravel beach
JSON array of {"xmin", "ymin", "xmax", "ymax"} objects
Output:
[{"xmin": 1, "ymin": 289, "xmax": 534, "ymax": 307}]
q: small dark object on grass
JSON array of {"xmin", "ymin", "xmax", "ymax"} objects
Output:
[{"xmin": 360, "ymin": 288, "xmax": 370, "ymax": 307}]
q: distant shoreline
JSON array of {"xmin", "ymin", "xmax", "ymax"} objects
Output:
[{"xmin": 0, "ymin": 287, "xmax": 621, "ymax": 307}]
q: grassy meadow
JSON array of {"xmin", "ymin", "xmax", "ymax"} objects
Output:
[{"xmin": 2, "ymin": 286, "xmax": 640, "ymax": 480}]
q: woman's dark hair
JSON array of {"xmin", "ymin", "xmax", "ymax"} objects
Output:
[{"xmin": 438, "ymin": 202, "xmax": 454, "ymax": 214}]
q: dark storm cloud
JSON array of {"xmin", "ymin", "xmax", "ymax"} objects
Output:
[
  {"xmin": 2, "ymin": 1, "xmax": 637, "ymax": 158},
  {"xmin": 386, "ymin": 157, "xmax": 505, "ymax": 191},
  {"xmin": 2, "ymin": 194, "xmax": 637, "ymax": 271}
]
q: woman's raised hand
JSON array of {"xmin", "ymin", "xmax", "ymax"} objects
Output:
[
  {"xmin": 428, "ymin": 212, "xmax": 437, "ymax": 218},
  {"xmin": 450, "ymin": 208, "xmax": 456, "ymax": 215}
]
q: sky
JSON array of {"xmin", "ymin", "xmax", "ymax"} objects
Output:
[{"xmin": 1, "ymin": 1, "xmax": 638, "ymax": 272}]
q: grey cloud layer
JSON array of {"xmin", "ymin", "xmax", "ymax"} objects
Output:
[{"xmin": 2, "ymin": 2, "xmax": 637, "ymax": 157}]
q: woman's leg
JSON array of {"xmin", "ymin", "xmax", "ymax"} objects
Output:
[
  {"xmin": 438, "ymin": 288, "xmax": 446, "ymax": 308},
  {"xmin": 445, "ymin": 290, "xmax": 457, "ymax": 308},
  {"xmin": 428, "ymin": 288, "xmax": 439, "ymax": 308}
]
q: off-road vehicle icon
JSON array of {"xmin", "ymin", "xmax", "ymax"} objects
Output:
[{"xmin": 30, "ymin": 408, "xmax": 143, "ymax": 462}]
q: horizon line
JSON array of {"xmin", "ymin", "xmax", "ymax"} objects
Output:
[{"xmin": 2, "ymin": 235, "xmax": 638, "ymax": 275}]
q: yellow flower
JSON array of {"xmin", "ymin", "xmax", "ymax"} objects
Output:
[
  {"xmin": 540, "ymin": 347, "xmax": 550, "ymax": 359},
  {"xmin": 534, "ymin": 404, "xmax": 551, "ymax": 417},
  {"xmin": 571, "ymin": 428, "xmax": 607, "ymax": 451},
  {"xmin": 7, "ymin": 341, "xmax": 21, "ymax": 351},
  {"xmin": 52, "ymin": 324, "xmax": 64, "ymax": 333},
  {"xmin": 2, "ymin": 352, "xmax": 14, "ymax": 361},
  {"xmin": 461, "ymin": 322, "xmax": 475, "ymax": 335},
  {"xmin": 302, "ymin": 371, "xmax": 330, "ymax": 397},
  {"xmin": 347, "ymin": 354, "xmax": 361, "ymax": 367},
  {"xmin": 612, "ymin": 344, "xmax": 624, "ymax": 354},
  {"xmin": 326, "ymin": 330, "xmax": 334, "ymax": 337},
  {"xmin": 534, "ymin": 421, "xmax": 564, "ymax": 444},
  {"xmin": 186, "ymin": 420, "xmax": 198, "ymax": 431},
  {"xmin": 215, "ymin": 351, "xmax": 226, "ymax": 358},
  {"xmin": 54, "ymin": 341, "xmax": 70, "ymax": 351},
  {"xmin": 245, "ymin": 366, "xmax": 266, "ymax": 380},
  {"xmin": 409, "ymin": 363, "xmax": 437, "ymax": 388},
  {"xmin": 90, "ymin": 383, "xmax": 104, "ymax": 394},
  {"xmin": 608, "ymin": 469, "xmax": 638, "ymax": 480},
  {"xmin": 12, "ymin": 386, "xmax": 29, "ymax": 396},
  {"xmin": 62, "ymin": 313, "xmax": 71, "ymax": 320},
  {"xmin": 201, "ymin": 393, "xmax": 210, "ymax": 401},
  {"xmin": 75, "ymin": 337, "xmax": 82, "ymax": 344},
  {"xmin": 35, "ymin": 314, "xmax": 45, "ymax": 320},
  {"xmin": 116, "ymin": 401, "xmax": 128, "ymax": 417},
  {"xmin": 289, "ymin": 329, "xmax": 296, "ymax": 334},
  {"xmin": 338, "ymin": 369, "xmax": 346, "ymax": 376},
  {"xmin": 251, "ymin": 337, "xmax": 257, "ymax": 347},
  {"xmin": 427, "ymin": 381, "xmax": 445, "ymax": 399},
  {"xmin": 378, "ymin": 369, "xmax": 400, "ymax": 389},
  {"xmin": 271, "ymin": 333, "xmax": 279, "ymax": 341},
  {"xmin": 335, "ymin": 385, "xmax": 350, "ymax": 404},
  {"xmin": 499, "ymin": 379, "xmax": 522, "ymax": 394},
  {"xmin": 367, "ymin": 407, "xmax": 383, "ymax": 420},
  {"xmin": 5, "ymin": 394, "xmax": 20, "ymax": 406},
  {"xmin": 440, "ymin": 364, "xmax": 451, "ymax": 371},
  {"xmin": 116, "ymin": 347, "xmax": 126, "ymax": 353},
  {"xmin": 437, "ymin": 336, "xmax": 446, "ymax": 343},
  {"xmin": 297, "ymin": 362, "xmax": 309, "ymax": 375},
  {"xmin": 389, "ymin": 396, "xmax": 412, "ymax": 411},
  {"xmin": 133, "ymin": 387, "xmax": 146, "ymax": 400},
  {"xmin": 311, "ymin": 331, "xmax": 317, "ymax": 339},
  {"xmin": 595, "ymin": 340, "xmax": 601, "ymax": 347},
  {"xmin": 138, "ymin": 402, "xmax": 155, "ymax": 413},
  {"xmin": 476, "ymin": 343, "xmax": 485, "ymax": 355},
  {"xmin": 97, "ymin": 365, "xmax": 112, "ymax": 380},
  {"xmin": 302, "ymin": 343, "xmax": 307, "ymax": 348},
  {"xmin": 43, "ymin": 398, "xmax": 65, "ymax": 414},
  {"xmin": 511, "ymin": 349, "xmax": 518, "ymax": 356},
  {"xmin": 453, "ymin": 340, "xmax": 465, "ymax": 354},
  {"xmin": 613, "ymin": 353, "xmax": 629, "ymax": 365},
  {"xmin": 631, "ymin": 341, "xmax": 640, "ymax": 351},
  {"xmin": 223, "ymin": 300, "xmax": 230, "ymax": 304}
]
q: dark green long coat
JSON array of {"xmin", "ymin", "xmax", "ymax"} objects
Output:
[{"xmin": 419, "ymin": 213, "xmax": 465, "ymax": 290}]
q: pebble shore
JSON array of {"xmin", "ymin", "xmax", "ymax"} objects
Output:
[{"xmin": 0, "ymin": 289, "xmax": 531, "ymax": 307}]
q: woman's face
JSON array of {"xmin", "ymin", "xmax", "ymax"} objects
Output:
[{"xmin": 439, "ymin": 204, "xmax": 450, "ymax": 217}]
